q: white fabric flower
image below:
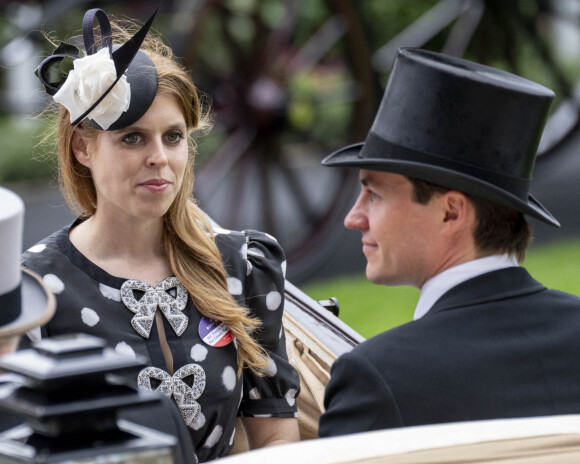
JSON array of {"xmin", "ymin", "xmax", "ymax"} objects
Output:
[{"xmin": 54, "ymin": 48, "xmax": 131, "ymax": 130}]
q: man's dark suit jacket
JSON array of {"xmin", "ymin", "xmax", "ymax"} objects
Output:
[{"xmin": 319, "ymin": 267, "xmax": 580, "ymax": 437}]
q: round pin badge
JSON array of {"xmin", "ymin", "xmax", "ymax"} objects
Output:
[{"xmin": 198, "ymin": 316, "xmax": 234, "ymax": 347}]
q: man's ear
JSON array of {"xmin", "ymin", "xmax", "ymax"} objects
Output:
[
  {"xmin": 71, "ymin": 129, "xmax": 91, "ymax": 168},
  {"xmin": 442, "ymin": 191, "xmax": 473, "ymax": 231}
]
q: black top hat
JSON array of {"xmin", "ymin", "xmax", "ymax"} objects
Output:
[
  {"xmin": 322, "ymin": 48, "xmax": 559, "ymax": 227},
  {"xmin": 35, "ymin": 8, "xmax": 158, "ymax": 131},
  {"xmin": 0, "ymin": 187, "xmax": 55, "ymax": 339}
]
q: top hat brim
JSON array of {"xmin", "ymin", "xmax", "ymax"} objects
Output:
[
  {"xmin": 323, "ymin": 143, "xmax": 560, "ymax": 227},
  {"xmin": 0, "ymin": 268, "xmax": 56, "ymax": 339}
]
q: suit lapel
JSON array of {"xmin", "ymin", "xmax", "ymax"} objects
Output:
[{"xmin": 427, "ymin": 267, "xmax": 545, "ymax": 315}]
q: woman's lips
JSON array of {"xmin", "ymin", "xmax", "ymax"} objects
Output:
[{"xmin": 140, "ymin": 179, "xmax": 169, "ymax": 192}]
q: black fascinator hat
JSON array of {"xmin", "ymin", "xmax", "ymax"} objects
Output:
[
  {"xmin": 323, "ymin": 48, "xmax": 559, "ymax": 227},
  {"xmin": 35, "ymin": 8, "xmax": 158, "ymax": 131}
]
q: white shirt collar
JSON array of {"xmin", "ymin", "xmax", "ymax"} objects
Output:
[{"xmin": 414, "ymin": 254, "xmax": 519, "ymax": 320}]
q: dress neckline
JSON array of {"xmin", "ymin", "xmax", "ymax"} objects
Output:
[{"xmin": 56, "ymin": 220, "xmax": 137, "ymax": 289}]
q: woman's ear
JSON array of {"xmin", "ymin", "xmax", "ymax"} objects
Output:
[{"xmin": 71, "ymin": 129, "xmax": 91, "ymax": 168}]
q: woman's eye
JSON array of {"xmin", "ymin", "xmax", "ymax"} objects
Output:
[
  {"xmin": 122, "ymin": 133, "xmax": 141, "ymax": 144},
  {"xmin": 166, "ymin": 131, "xmax": 184, "ymax": 144}
]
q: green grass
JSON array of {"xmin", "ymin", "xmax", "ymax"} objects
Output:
[
  {"xmin": 0, "ymin": 117, "xmax": 54, "ymax": 182},
  {"xmin": 303, "ymin": 239, "xmax": 580, "ymax": 339}
]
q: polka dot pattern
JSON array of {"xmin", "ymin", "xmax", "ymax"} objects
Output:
[
  {"xmin": 214, "ymin": 227, "xmax": 231, "ymax": 235},
  {"xmin": 27, "ymin": 244, "xmax": 46, "ymax": 253},
  {"xmin": 264, "ymin": 357, "xmax": 278, "ymax": 377},
  {"xmin": 115, "ymin": 342, "xmax": 137, "ymax": 358},
  {"xmin": 281, "ymin": 260, "xmax": 287, "ymax": 278},
  {"xmin": 99, "ymin": 283, "xmax": 121, "ymax": 301},
  {"xmin": 204, "ymin": 425, "xmax": 223, "ymax": 448},
  {"xmin": 247, "ymin": 247, "xmax": 265, "ymax": 258},
  {"xmin": 285, "ymin": 388, "xmax": 298, "ymax": 407},
  {"xmin": 43, "ymin": 273, "xmax": 65, "ymax": 294},
  {"xmin": 266, "ymin": 291, "xmax": 282, "ymax": 311},
  {"xmin": 191, "ymin": 411, "xmax": 206, "ymax": 431},
  {"xmin": 81, "ymin": 307, "xmax": 99, "ymax": 327},
  {"xmin": 191, "ymin": 343, "xmax": 208, "ymax": 362},
  {"xmin": 249, "ymin": 388, "xmax": 262, "ymax": 400},
  {"xmin": 21, "ymin": 225, "xmax": 300, "ymax": 462},
  {"xmin": 227, "ymin": 277, "xmax": 243, "ymax": 295},
  {"xmin": 222, "ymin": 366, "xmax": 236, "ymax": 392}
]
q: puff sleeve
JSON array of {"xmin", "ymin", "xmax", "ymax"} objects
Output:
[{"xmin": 214, "ymin": 228, "xmax": 300, "ymax": 418}]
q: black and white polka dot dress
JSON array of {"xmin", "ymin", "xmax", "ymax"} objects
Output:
[{"xmin": 21, "ymin": 221, "xmax": 300, "ymax": 462}]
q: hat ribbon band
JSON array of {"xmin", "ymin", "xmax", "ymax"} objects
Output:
[
  {"xmin": 361, "ymin": 132, "xmax": 531, "ymax": 200},
  {"xmin": 82, "ymin": 9, "xmax": 113, "ymax": 56},
  {"xmin": 36, "ymin": 53, "xmax": 80, "ymax": 96},
  {"xmin": 0, "ymin": 285, "xmax": 22, "ymax": 326}
]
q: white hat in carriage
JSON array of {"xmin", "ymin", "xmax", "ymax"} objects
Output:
[{"xmin": 0, "ymin": 187, "xmax": 55, "ymax": 338}]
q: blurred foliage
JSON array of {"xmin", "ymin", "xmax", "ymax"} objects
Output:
[
  {"xmin": 359, "ymin": 1, "xmax": 438, "ymax": 48},
  {"xmin": 0, "ymin": 116, "xmax": 55, "ymax": 182},
  {"xmin": 2, "ymin": 0, "xmax": 580, "ymax": 181},
  {"xmin": 287, "ymin": 70, "xmax": 351, "ymax": 143}
]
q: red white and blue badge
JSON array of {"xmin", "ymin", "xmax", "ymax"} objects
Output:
[{"xmin": 198, "ymin": 316, "xmax": 234, "ymax": 347}]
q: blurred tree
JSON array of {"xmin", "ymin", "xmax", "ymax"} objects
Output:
[{"xmin": 3, "ymin": 0, "xmax": 580, "ymax": 281}]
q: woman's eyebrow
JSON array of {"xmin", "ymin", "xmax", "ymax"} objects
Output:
[{"xmin": 116, "ymin": 122, "xmax": 187, "ymax": 133}]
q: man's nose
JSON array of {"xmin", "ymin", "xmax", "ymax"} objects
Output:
[{"xmin": 344, "ymin": 199, "xmax": 367, "ymax": 231}]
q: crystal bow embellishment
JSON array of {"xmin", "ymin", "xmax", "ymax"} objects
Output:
[
  {"xmin": 121, "ymin": 277, "xmax": 188, "ymax": 338},
  {"xmin": 138, "ymin": 364, "xmax": 206, "ymax": 426}
]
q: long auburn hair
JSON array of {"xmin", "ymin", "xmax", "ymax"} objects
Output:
[{"xmin": 51, "ymin": 20, "xmax": 268, "ymax": 374}]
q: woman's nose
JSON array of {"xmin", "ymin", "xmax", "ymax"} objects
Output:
[{"xmin": 147, "ymin": 139, "xmax": 168, "ymax": 167}]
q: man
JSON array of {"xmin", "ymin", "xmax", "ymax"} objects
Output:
[
  {"xmin": 0, "ymin": 186, "xmax": 197, "ymax": 463},
  {"xmin": 318, "ymin": 48, "xmax": 580, "ymax": 437}
]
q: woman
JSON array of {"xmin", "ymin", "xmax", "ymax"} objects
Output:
[{"xmin": 22, "ymin": 7, "xmax": 300, "ymax": 461}]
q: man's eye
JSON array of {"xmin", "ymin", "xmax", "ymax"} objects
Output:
[
  {"xmin": 123, "ymin": 133, "xmax": 140, "ymax": 144},
  {"xmin": 368, "ymin": 191, "xmax": 379, "ymax": 201}
]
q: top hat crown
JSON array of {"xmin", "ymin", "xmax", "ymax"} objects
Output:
[
  {"xmin": 0, "ymin": 187, "xmax": 54, "ymax": 338},
  {"xmin": 322, "ymin": 48, "xmax": 559, "ymax": 227}
]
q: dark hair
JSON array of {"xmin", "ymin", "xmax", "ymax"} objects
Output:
[{"xmin": 408, "ymin": 178, "xmax": 531, "ymax": 262}]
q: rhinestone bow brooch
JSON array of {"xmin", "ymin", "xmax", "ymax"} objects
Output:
[
  {"xmin": 121, "ymin": 277, "xmax": 188, "ymax": 338},
  {"xmin": 138, "ymin": 364, "xmax": 206, "ymax": 426}
]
